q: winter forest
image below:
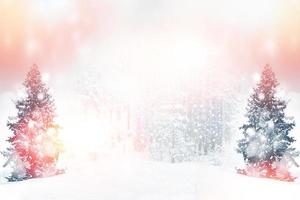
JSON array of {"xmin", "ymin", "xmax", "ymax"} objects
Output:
[{"xmin": 1, "ymin": 1, "xmax": 300, "ymax": 200}]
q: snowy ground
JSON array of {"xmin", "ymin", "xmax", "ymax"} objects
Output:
[{"xmin": 0, "ymin": 153, "xmax": 300, "ymax": 200}]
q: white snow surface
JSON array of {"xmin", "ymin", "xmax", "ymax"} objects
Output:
[{"xmin": 0, "ymin": 154, "xmax": 300, "ymax": 200}]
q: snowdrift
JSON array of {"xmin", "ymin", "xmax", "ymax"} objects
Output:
[{"xmin": 0, "ymin": 156, "xmax": 300, "ymax": 200}]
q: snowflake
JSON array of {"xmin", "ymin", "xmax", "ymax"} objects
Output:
[
  {"xmin": 35, "ymin": 135, "xmax": 42, "ymax": 142},
  {"xmin": 267, "ymin": 120, "xmax": 274, "ymax": 129},
  {"xmin": 260, "ymin": 135, "xmax": 267, "ymax": 142},
  {"xmin": 23, "ymin": 141, "xmax": 29, "ymax": 148},
  {"xmin": 28, "ymin": 120, "xmax": 35, "ymax": 128},
  {"xmin": 246, "ymin": 141, "xmax": 259, "ymax": 157},
  {"xmin": 258, "ymin": 93, "xmax": 265, "ymax": 100},
  {"xmin": 247, "ymin": 128, "xmax": 256, "ymax": 136},
  {"xmin": 273, "ymin": 141, "xmax": 280, "ymax": 149},
  {"xmin": 38, "ymin": 93, "xmax": 44, "ymax": 100}
]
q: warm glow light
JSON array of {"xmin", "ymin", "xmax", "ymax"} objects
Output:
[
  {"xmin": 47, "ymin": 127, "xmax": 56, "ymax": 136},
  {"xmin": 28, "ymin": 120, "xmax": 35, "ymax": 128},
  {"xmin": 1, "ymin": 0, "xmax": 297, "ymax": 158},
  {"xmin": 60, "ymin": 115, "xmax": 112, "ymax": 153}
]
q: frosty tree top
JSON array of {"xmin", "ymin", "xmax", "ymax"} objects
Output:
[{"xmin": 237, "ymin": 64, "xmax": 298, "ymax": 172}]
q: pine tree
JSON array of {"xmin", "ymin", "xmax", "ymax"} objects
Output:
[
  {"xmin": 3, "ymin": 64, "xmax": 63, "ymax": 181},
  {"xmin": 237, "ymin": 64, "xmax": 298, "ymax": 178}
]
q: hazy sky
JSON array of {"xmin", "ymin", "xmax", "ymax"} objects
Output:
[
  {"xmin": 0, "ymin": 0, "xmax": 299, "ymax": 91},
  {"xmin": 1, "ymin": 0, "xmax": 300, "ymax": 153}
]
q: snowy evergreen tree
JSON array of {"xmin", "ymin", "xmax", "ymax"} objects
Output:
[
  {"xmin": 3, "ymin": 65, "xmax": 63, "ymax": 181},
  {"xmin": 237, "ymin": 64, "xmax": 298, "ymax": 178}
]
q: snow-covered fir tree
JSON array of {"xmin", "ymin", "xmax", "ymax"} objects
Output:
[
  {"xmin": 2, "ymin": 65, "xmax": 63, "ymax": 181},
  {"xmin": 237, "ymin": 64, "xmax": 298, "ymax": 177}
]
